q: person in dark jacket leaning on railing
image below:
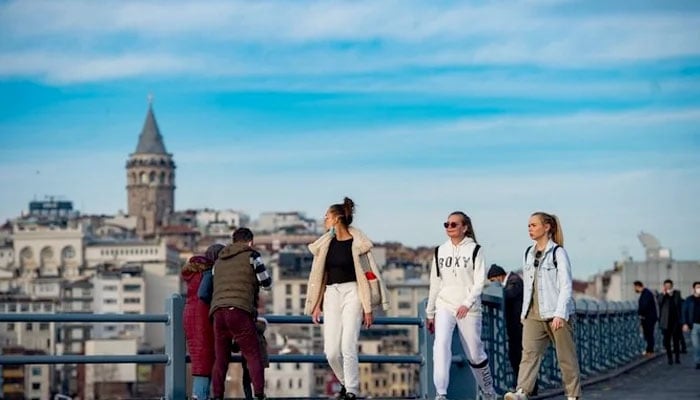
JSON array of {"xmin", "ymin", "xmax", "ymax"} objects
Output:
[
  {"xmin": 633, "ymin": 280, "xmax": 658, "ymax": 356},
  {"xmin": 209, "ymin": 227, "xmax": 272, "ymax": 400}
]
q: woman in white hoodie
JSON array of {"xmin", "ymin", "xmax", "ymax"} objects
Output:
[{"xmin": 426, "ymin": 211, "xmax": 496, "ymax": 400}]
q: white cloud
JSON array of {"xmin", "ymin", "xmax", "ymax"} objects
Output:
[{"xmin": 0, "ymin": 0, "xmax": 698, "ymax": 84}]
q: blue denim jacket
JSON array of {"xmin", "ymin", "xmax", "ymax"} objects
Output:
[{"xmin": 521, "ymin": 240, "xmax": 575, "ymax": 321}]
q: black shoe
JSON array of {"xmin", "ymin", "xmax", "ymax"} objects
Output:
[
  {"xmin": 695, "ymin": 363, "xmax": 700, "ymax": 370},
  {"xmin": 335, "ymin": 385, "xmax": 347, "ymax": 400},
  {"xmin": 676, "ymin": 356, "xmax": 681, "ymax": 364},
  {"xmin": 345, "ymin": 393, "xmax": 357, "ymax": 400}
]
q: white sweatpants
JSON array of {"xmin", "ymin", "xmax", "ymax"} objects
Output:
[
  {"xmin": 323, "ymin": 282, "xmax": 363, "ymax": 395},
  {"xmin": 433, "ymin": 306, "xmax": 494, "ymax": 396}
]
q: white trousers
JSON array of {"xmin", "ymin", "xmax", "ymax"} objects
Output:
[
  {"xmin": 323, "ymin": 282, "xmax": 363, "ymax": 395},
  {"xmin": 433, "ymin": 306, "xmax": 493, "ymax": 396}
]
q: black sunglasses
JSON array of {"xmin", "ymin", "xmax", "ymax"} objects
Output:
[
  {"xmin": 534, "ymin": 250, "xmax": 543, "ymax": 267},
  {"xmin": 443, "ymin": 222, "xmax": 460, "ymax": 229}
]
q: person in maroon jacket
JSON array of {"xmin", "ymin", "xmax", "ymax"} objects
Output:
[{"xmin": 181, "ymin": 243, "xmax": 224, "ymax": 400}]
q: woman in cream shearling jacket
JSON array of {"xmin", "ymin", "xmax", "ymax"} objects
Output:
[
  {"xmin": 304, "ymin": 198, "xmax": 389, "ymax": 400},
  {"xmin": 304, "ymin": 226, "xmax": 390, "ymax": 316}
]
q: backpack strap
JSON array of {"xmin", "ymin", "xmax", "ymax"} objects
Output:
[
  {"xmin": 552, "ymin": 245, "xmax": 560, "ymax": 268},
  {"xmin": 471, "ymin": 244, "xmax": 481, "ymax": 269},
  {"xmin": 434, "ymin": 246, "xmax": 440, "ymax": 278},
  {"xmin": 524, "ymin": 245, "xmax": 532, "ymax": 264}
]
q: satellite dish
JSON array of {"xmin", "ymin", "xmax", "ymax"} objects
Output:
[{"xmin": 637, "ymin": 231, "xmax": 661, "ymax": 250}]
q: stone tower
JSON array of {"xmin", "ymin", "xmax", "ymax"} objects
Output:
[{"xmin": 126, "ymin": 101, "xmax": 176, "ymax": 237}]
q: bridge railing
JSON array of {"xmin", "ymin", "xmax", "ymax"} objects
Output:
[{"xmin": 0, "ymin": 291, "xmax": 647, "ymax": 399}]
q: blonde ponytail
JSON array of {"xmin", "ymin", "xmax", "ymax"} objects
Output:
[{"xmin": 532, "ymin": 212, "xmax": 564, "ymax": 246}]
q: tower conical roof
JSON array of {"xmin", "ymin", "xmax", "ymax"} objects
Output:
[{"xmin": 135, "ymin": 105, "xmax": 167, "ymax": 154}]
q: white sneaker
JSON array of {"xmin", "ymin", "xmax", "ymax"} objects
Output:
[{"xmin": 503, "ymin": 389, "xmax": 528, "ymax": 400}]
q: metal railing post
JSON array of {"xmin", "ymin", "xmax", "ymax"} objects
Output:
[
  {"xmin": 164, "ymin": 294, "xmax": 186, "ymax": 400},
  {"xmin": 418, "ymin": 299, "xmax": 430, "ymax": 399}
]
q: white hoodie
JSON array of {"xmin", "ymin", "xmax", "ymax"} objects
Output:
[{"xmin": 426, "ymin": 237, "xmax": 486, "ymax": 318}]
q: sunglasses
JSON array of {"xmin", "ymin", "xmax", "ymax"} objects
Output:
[
  {"xmin": 534, "ymin": 250, "xmax": 543, "ymax": 267},
  {"xmin": 443, "ymin": 222, "xmax": 461, "ymax": 229}
]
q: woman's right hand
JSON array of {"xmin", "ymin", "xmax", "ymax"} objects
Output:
[
  {"xmin": 426, "ymin": 318, "xmax": 435, "ymax": 335},
  {"xmin": 312, "ymin": 306, "xmax": 323, "ymax": 324}
]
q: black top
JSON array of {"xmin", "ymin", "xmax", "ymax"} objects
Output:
[
  {"xmin": 504, "ymin": 273, "xmax": 524, "ymax": 327},
  {"xmin": 638, "ymin": 288, "xmax": 658, "ymax": 322},
  {"xmin": 694, "ymin": 296, "xmax": 700, "ymax": 324},
  {"xmin": 325, "ymin": 238, "xmax": 356, "ymax": 285}
]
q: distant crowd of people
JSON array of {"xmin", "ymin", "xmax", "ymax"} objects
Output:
[
  {"xmin": 634, "ymin": 279, "xmax": 700, "ymax": 369},
  {"xmin": 177, "ymin": 195, "xmax": 696, "ymax": 400}
]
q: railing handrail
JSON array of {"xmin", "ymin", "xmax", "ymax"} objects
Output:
[
  {"xmin": 0, "ymin": 312, "xmax": 169, "ymax": 323},
  {"xmin": 0, "ymin": 354, "xmax": 169, "ymax": 365}
]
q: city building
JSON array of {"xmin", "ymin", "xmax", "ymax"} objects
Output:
[
  {"xmin": 0, "ymin": 347, "xmax": 51, "ymax": 400},
  {"xmin": 587, "ymin": 231, "xmax": 700, "ymax": 301},
  {"xmin": 82, "ymin": 339, "xmax": 138, "ymax": 400}
]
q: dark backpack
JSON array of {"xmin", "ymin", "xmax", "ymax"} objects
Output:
[
  {"xmin": 525, "ymin": 245, "xmax": 560, "ymax": 268},
  {"xmin": 433, "ymin": 244, "xmax": 481, "ymax": 278}
]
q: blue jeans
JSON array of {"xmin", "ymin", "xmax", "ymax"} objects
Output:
[
  {"xmin": 192, "ymin": 375, "xmax": 210, "ymax": 400},
  {"xmin": 692, "ymin": 323, "xmax": 700, "ymax": 365}
]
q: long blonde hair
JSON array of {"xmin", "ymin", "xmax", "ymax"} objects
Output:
[{"xmin": 532, "ymin": 212, "xmax": 564, "ymax": 246}]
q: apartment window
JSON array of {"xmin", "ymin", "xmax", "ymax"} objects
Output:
[
  {"xmin": 398, "ymin": 301, "xmax": 411, "ymax": 309},
  {"xmin": 20, "ymin": 303, "xmax": 29, "ymax": 312},
  {"xmin": 288, "ymin": 379, "xmax": 293, "ymax": 389},
  {"xmin": 299, "ymin": 298, "xmax": 306, "ymax": 309},
  {"xmin": 300, "ymin": 284, "xmax": 307, "ymax": 294},
  {"xmin": 285, "ymin": 284, "xmax": 292, "ymax": 295},
  {"xmin": 7, "ymin": 322, "xmax": 14, "ymax": 331},
  {"xmin": 103, "ymin": 299, "xmax": 117, "ymax": 305},
  {"xmin": 104, "ymin": 285, "xmax": 118, "ymax": 291},
  {"xmin": 32, "ymin": 383, "xmax": 41, "ymax": 390},
  {"xmin": 26, "ymin": 322, "xmax": 33, "ymax": 331},
  {"xmin": 298, "ymin": 378, "xmax": 302, "ymax": 388},
  {"xmin": 295, "ymin": 363, "xmax": 301, "ymax": 370},
  {"xmin": 285, "ymin": 299, "xmax": 292, "ymax": 309},
  {"xmin": 124, "ymin": 298, "xmax": 141, "ymax": 304},
  {"xmin": 43, "ymin": 304, "xmax": 52, "ymax": 312},
  {"xmin": 32, "ymin": 303, "xmax": 41, "ymax": 312},
  {"xmin": 123, "ymin": 284, "xmax": 141, "ymax": 292},
  {"xmin": 32, "ymin": 367, "xmax": 42, "ymax": 376},
  {"xmin": 39, "ymin": 323, "xmax": 50, "ymax": 331}
]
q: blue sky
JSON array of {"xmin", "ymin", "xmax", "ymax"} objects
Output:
[{"xmin": 1, "ymin": 0, "xmax": 699, "ymax": 279}]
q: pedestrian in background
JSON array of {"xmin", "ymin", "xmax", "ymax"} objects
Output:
[
  {"xmin": 181, "ymin": 243, "xmax": 224, "ymax": 399},
  {"xmin": 633, "ymin": 280, "xmax": 658, "ymax": 356}
]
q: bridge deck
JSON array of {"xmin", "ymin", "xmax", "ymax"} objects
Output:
[{"xmin": 580, "ymin": 354, "xmax": 699, "ymax": 400}]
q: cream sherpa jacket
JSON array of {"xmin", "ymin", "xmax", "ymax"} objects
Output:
[{"xmin": 304, "ymin": 226, "xmax": 390, "ymax": 315}]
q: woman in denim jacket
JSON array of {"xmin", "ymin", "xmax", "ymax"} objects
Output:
[{"xmin": 505, "ymin": 212, "xmax": 581, "ymax": 400}]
